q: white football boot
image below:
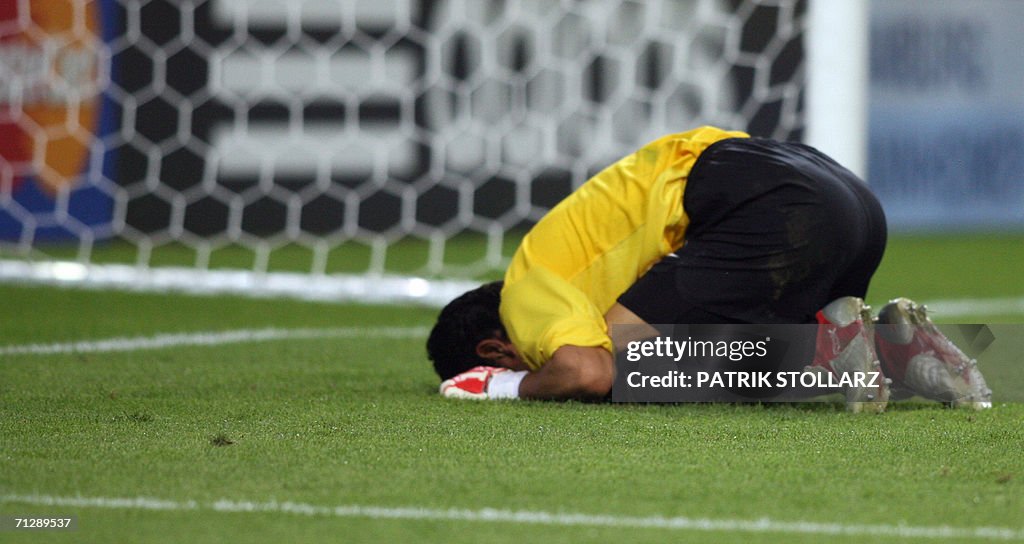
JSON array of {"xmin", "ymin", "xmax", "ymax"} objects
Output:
[{"xmin": 875, "ymin": 298, "xmax": 992, "ymax": 410}]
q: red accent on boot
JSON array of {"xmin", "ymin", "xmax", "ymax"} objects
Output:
[{"xmin": 810, "ymin": 309, "xmax": 865, "ymax": 374}]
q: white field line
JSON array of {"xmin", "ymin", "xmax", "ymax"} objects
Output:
[
  {"xmin": 925, "ymin": 296, "xmax": 1024, "ymax": 319},
  {"xmin": 1, "ymin": 296, "xmax": 1020, "ymax": 358},
  {"xmin": 4, "ymin": 259, "xmax": 1023, "ymax": 317},
  {"xmin": 0, "ymin": 326, "xmax": 428, "ymax": 356},
  {"xmin": 0, "ymin": 259, "xmax": 480, "ymax": 307},
  {"xmin": 1, "ymin": 493, "xmax": 1022, "ymax": 541}
]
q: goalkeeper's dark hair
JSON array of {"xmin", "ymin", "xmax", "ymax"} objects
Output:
[{"xmin": 427, "ymin": 280, "xmax": 506, "ymax": 381}]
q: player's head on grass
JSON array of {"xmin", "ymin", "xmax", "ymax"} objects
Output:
[{"xmin": 427, "ymin": 280, "xmax": 510, "ymax": 380}]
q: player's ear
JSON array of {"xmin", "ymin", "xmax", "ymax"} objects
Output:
[{"xmin": 475, "ymin": 338, "xmax": 511, "ymax": 362}]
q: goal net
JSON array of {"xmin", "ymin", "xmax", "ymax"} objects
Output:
[{"xmin": 0, "ymin": 0, "xmax": 808, "ymax": 305}]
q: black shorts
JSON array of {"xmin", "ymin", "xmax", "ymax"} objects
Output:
[{"xmin": 618, "ymin": 137, "xmax": 887, "ymax": 325}]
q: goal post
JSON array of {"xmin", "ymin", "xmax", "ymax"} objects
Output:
[
  {"xmin": 804, "ymin": 0, "xmax": 868, "ymax": 179},
  {"xmin": 0, "ymin": 0, "xmax": 867, "ymax": 305}
]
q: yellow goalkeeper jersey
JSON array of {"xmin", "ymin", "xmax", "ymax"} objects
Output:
[{"xmin": 500, "ymin": 126, "xmax": 749, "ymax": 370}]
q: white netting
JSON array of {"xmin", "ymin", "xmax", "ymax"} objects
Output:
[{"xmin": 1, "ymin": 0, "xmax": 806, "ymax": 290}]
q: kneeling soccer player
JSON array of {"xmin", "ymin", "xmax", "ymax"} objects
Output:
[{"xmin": 426, "ymin": 126, "xmax": 991, "ymax": 411}]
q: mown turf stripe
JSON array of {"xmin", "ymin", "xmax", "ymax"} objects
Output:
[
  {"xmin": 1, "ymin": 494, "xmax": 1021, "ymax": 540},
  {"xmin": 0, "ymin": 326, "xmax": 429, "ymax": 356}
]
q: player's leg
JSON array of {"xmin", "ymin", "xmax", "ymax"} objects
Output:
[
  {"xmin": 823, "ymin": 157, "xmax": 888, "ymax": 303},
  {"xmin": 621, "ymin": 137, "xmax": 886, "ymax": 325},
  {"xmin": 617, "ymin": 137, "xmax": 889, "ymax": 410},
  {"xmin": 796, "ymin": 146, "xmax": 890, "ymax": 412}
]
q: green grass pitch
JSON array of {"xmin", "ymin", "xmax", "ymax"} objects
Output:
[{"xmin": 1, "ymin": 234, "xmax": 1023, "ymax": 543}]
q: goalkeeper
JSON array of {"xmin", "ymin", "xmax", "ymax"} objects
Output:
[{"xmin": 427, "ymin": 126, "xmax": 991, "ymax": 411}]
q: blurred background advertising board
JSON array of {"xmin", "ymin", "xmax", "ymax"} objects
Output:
[
  {"xmin": 0, "ymin": 1, "xmax": 117, "ymax": 241},
  {"xmin": 868, "ymin": 0, "xmax": 1024, "ymax": 230}
]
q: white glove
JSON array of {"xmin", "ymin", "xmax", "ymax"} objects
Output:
[{"xmin": 439, "ymin": 366, "xmax": 527, "ymax": 400}]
